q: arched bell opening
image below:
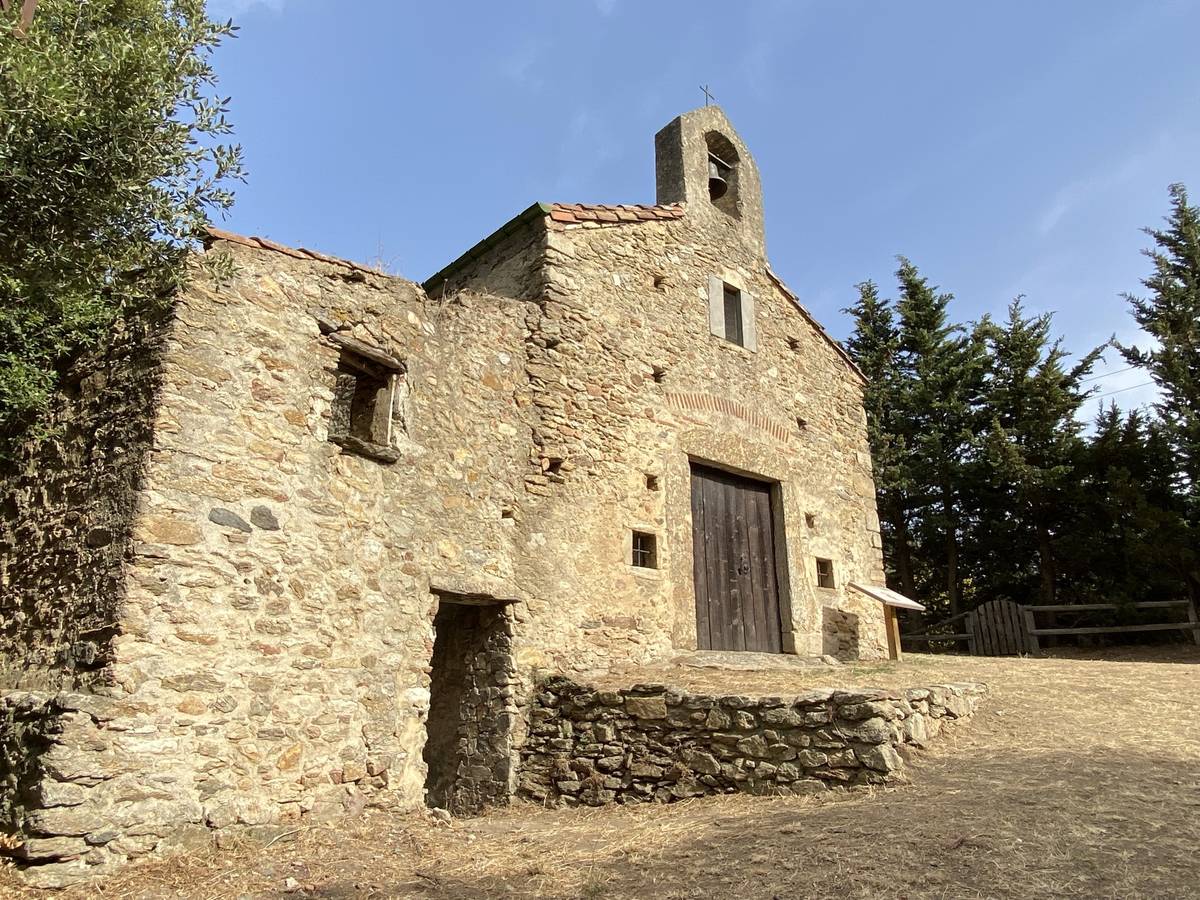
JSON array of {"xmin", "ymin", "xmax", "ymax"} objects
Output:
[{"xmin": 704, "ymin": 131, "xmax": 741, "ymax": 218}]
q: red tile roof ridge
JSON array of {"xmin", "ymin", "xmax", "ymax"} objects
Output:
[
  {"xmin": 201, "ymin": 225, "xmax": 387, "ymax": 278},
  {"xmin": 546, "ymin": 202, "xmax": 685, "ymax": 225}
]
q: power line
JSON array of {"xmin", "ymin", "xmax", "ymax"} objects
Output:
[
  {"xmin": 1080, "ymin": 364, "xmax": 1137, "ymax": 384},
  {"xmin": 1094, "ymin": 381, "xmax": 1156, "ymax": 399}
]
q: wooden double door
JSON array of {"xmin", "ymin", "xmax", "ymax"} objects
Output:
[{"xmin": 689, "ymin": 463, "xmax": 784, "ymax": 652}]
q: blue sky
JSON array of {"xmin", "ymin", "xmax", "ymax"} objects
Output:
[{"xmin": 207, "ymin": 0, "xmax": 1200, "ymax": 415}]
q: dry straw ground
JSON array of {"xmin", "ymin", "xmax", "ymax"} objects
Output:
[{"xmin": 4, "ymin": 647, "xmax": 1198, "ymax": 899}]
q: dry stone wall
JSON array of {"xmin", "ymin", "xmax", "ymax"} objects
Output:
[
  {"xmin": 0, "ymin": 691, "xmax": 210, "ymax": 888},
  {"xmin": 520, "ymin": 677, "xmax": 985, "ymax": 806}
]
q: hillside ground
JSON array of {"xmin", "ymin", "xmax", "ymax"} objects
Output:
[{"xmin": 4, "ymin": 646, "xmax": 1198, "ymax": 899}]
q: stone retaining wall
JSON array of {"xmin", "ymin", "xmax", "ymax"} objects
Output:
[
  {"xmin": 519, "ymin": 677, "xmax": 985, "ymax": 806},
  {"xmin": 0, "ymin": 692, "xmax": 210, "ymax": 888}
]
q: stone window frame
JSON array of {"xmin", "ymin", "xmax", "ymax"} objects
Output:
[
  {"xmin": 628, "ymin": 528, "xmax": 660, "ymax": 573},
  {"xmin": 325, "ymin": 332, "xmax": 405, "ymax": 464},
  {"xmin": 707, "ymin": 276, "xmax": 757, "ymax": 352},
  {"xmin": 815, "ymin": 557, "xmax": 836, "ymax": 590}
]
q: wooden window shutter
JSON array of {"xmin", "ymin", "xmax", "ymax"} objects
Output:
[
  {"xmin": 707, "ymin": 275, "xmax": 725, "ymax": 339},
  {"xmin": 740, "ymin": 290, "xmax": 757, "ymax": 352}
]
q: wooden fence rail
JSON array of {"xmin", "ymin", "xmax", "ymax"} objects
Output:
[{"xmin": 901, "ymin": 598, "xmax": 1200, "ymax": 656}]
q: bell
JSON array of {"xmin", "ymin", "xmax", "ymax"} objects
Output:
[{"xmin": 708, "ymin": 158, "xmax": 728, "ymax": 200}]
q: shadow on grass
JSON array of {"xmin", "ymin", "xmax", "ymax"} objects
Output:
[{"xmin": 351, "ymin": 745, "xmax": 1200, "ymax": 900}]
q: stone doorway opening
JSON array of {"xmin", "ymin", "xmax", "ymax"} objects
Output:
[{"xmin": 423, "ymin": 591, "xmax": 517, "ymax": 815}]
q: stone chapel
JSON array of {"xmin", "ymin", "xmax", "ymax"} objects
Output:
[{"xmin": 0, "ymin": 106, "xmax": 890, "ymax": 881}]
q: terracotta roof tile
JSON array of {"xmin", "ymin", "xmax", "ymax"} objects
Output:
[
  {"xmin": 546, "ymin": 203, "xmax": 685, "ymax": 225},
  {"xmin": 201, "ymin": 226, "xmax": 383, "ymax": 278}
]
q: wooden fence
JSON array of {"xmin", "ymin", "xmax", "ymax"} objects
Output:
[{"xmin": 903, "ymin": 598, "xmax": 1200, "ymax": 656}]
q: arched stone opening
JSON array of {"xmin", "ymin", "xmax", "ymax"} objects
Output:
[{"xmin": 704, "ymin": 131, "xmax": 741, "ymax": 218}]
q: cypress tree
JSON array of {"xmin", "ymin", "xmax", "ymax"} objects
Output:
[
  {"xmin": 1120, "ymin": 183, "xmax": 1200, "ymax": 520},
  {"xmin": 978, "ymin": 300, "xmax": 1103, "ymax": 604},
  {"xmin": 843, "ymin": 281, "xmax": 916, "ymax": 597},
  {"xmin": 894, "ymin": 259, "xmax": 986, "ymax": 617}
]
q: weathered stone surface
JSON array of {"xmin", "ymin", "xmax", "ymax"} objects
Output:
[
  {"xmin": 625, "ymin": 696, "xmax": 668, "ymax": 720},
  {"xmin": 207, "ymin": 508, "xmax": 252, "ymax": 533},
  {"xmin": 837, "ymin": 717, "xmax": 894, "ymax": 744},
  {"xmin": 855, "ymin": 743, "xmax": 903, "ymax": 773},
  {"xmin": 519, "ymin": 676, "xmax": 984, "ymax": 807},
  {"xmin": 14, "ymin": 836, "xmax": 89, "ymax": 861},
  {"xmin": 837, "ymin": 700, "xmax": 900, "ymax": 721},
  {"xmin": 249, "ymin": 506, "xmax": 281, "ymax": 531},
  {"xmin": 0, "ymin": 105, "xmax": 900, "ymax": 881}
]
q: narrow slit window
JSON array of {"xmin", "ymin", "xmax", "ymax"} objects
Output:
[
  {"xmin": 708, "ymin": 276, "xmax": 756, "ymax": 351},
  {"xmin": 723, "ymin": 284, "xmax": 744, "ymax": 347},
  {"xmin": 816, "ymin": 557, "xmax": 835, "ymax": 589},
  {"xmin": 632, "ymin": 531, "xmax": 658, "ymax": 569}
]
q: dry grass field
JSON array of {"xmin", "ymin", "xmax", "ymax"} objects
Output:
[{"xmin": 4, "ymin": 646, "xmax": 1198, "ymax": 899}]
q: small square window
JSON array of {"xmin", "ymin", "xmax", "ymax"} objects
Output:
[
  {"xmin": 632, "ymin": 531, "xmax": 658, "ymax": 569},
  {"xmin": 328, "ymin": 339, "xmax": 403, "ymax": 464},
  {"xmin": 723, "ymin": 284, "xmax": 745, "ymax": 347},
  {"xmin": 816, "ymin": 558, "xmax": 835, "ymax": 589}
]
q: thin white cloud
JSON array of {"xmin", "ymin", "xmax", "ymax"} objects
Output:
[
  {"xmin": 594, "ymin": 0, "xmax": 617, "ymax": 16},
  {"xmin": 1036, "ymin": 135, "xmax": 1172, "ymax": 237},
  {"xmin": 499, "ymin": 40, "xmax": 547, "ymax": 90}
]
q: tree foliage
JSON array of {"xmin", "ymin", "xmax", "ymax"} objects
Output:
[
  {"xmin": 845, "ymin": 229, "xmax": 1189, "ymax": 622},
  {"xmin": 1120, "ymin": 183, "xmax": 1200, "ymax": 517},
  {"xmin": 0, "ymin": 0, "xmax": 243, "ymax": 445}
]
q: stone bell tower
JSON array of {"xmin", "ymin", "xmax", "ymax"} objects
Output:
[{"xmin": 654, "ymin": 105, "xmax": 767, "ymax": 261}]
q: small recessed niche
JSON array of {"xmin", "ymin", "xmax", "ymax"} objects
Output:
[
  {"xmin": 632, "ymin": 531, "xmax": 658, "ymax": 569},
  {"xmin": 651, "ymin": 365, "xmax": 668, "ymax": 384},
  {"xmin": 796, "ymin": 416, "xmax": 809, "ymax": 432},
  {"xmin": 805, "ymin": 513, "xmax": 816, "ymax": 529},
  {"xmin": 652, "ymin": 274, "xmax": 668, "ymax": 290},
  {"xmin": 787, "ymin": 337, "xmax": 803, "ymax": 352},
  {"xmin": 544, "ymin": 457, "xmax": 565, "ymax": 476},
  {"xmin": 501, "ymin": 507, "xmax": 516, "ymax": 520},
  {"xmin": 645, "ymin": 474, "xmax": 660, "ymax": 491}
]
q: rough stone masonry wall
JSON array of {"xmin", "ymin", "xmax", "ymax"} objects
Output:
[
  {"xmin": 424, "ymin": 601, "xmax": 520, "ymax": 816},
  {"xmin": 437, "ymin": 208, "xmax": 887, "ymax": 673},
  {"xmin": 103, "ymin": 242, "xmax": 535, "ymax": 821},
  {"xmin": 0, "ymin": 692, "xmax": 210, "ymax": 889},
  {"xmin": 520, "ymin": 214, "xmax": 886, "ymax": 667},
  {"xmin": 0, "ymin": 243, "xmax": 540, "ymax": 884},
  {"xmin": 0, "ymin": 316, "xmax": 167, "ymax": 691},
  {"xmin": 520, "ymin": 678, "xmax": 985, "ymax": 806}
]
